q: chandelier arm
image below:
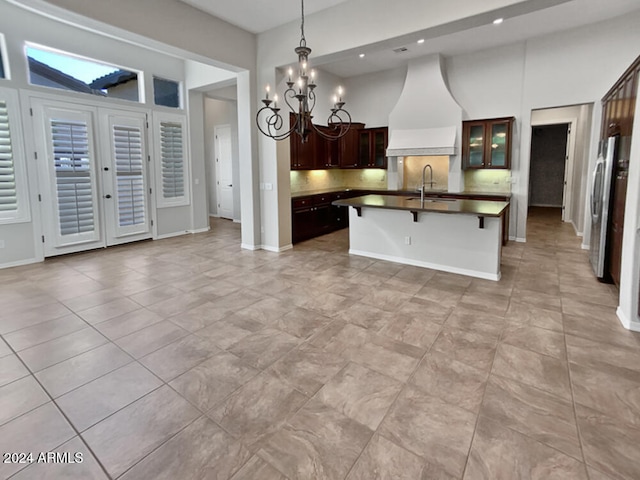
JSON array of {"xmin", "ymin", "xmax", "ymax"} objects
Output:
[
  {"xmin": 283, "ymin": 87, "xmax": 298, "ymax": 113},
  {"xmin": 328, "ymin": 108, "xmax": 352, "ymax": 128},
  {"xmin": 307, "ymin": 89, "xmax": 317, "ymax": 116},
  {"xmin": 256, "ymin": 106, "xmax": 297, "ymax": 141},
  {"xmin": 311, "ymin": 122, "xmax": 350, "ymax": 140}
]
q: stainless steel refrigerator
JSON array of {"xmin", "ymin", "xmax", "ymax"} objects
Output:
[{"xmin": 589, "ymin": 135, "xmax": 618, "ymax": 280}]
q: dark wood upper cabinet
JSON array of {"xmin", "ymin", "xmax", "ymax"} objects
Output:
[
  {"xmin": 289, "ymin": 116, "xmax": 316, "ymax": 170},
  {"xmin": 357, "ymin": 127, "xmax": 388, "ymax": 168},
  {"xmin": 315, "ymin": 125, "xmax": 340, "ymax": 168},
  {"xmin": 338, "ymin": 122, "xmax": 364, "ymax": 168},
  {"xmin": 462, "ymin": 117, "xmax": 514, "ymax": 170}
]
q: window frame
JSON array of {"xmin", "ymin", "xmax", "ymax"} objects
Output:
[
  {"xmin": 0, "ymin": 33, "xmax": 9, "ymax": 80},
  {"xmin": 0, "ymin": 86, "xmax": 30, "ymax": 224},
  {"xmin": 24, "ymin": 43, "xmax": 144, "ymax": 104},
  {"xmin": 152, "ymin": 76, "xmax": 182, "ymax": 109},
  {"xmin": 152, "ymin": 111, "xmax": 190, "ymax": 208}
]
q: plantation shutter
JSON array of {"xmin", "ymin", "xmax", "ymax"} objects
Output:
[
  {"xmin": 51, "ymin": 119, "xmax": 95, "ymax": 236},
  {"xmin": 113, "ymin": 125, "xmax": 145, "ymax": 227},
  {"xmin": 0, "ymin": 100, "xmax": 16, "ymax": 212},
  {"xmin": 160, "ymin": 121, "xmax": 184, "ymax": 199}
]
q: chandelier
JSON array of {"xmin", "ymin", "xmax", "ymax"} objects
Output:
[{"xmin": 256, "ymin": 0, "xmax": 351, "ymax": 143}]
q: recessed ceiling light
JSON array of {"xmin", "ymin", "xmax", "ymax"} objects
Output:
[
  {"xmin": 359, "ymin": 53, "xmax": 365, "ymax": 58},
  {"xmin": 417, "ymin": 39, "xmax": 425, "ymax": 44},
  {"xmin": 493, "ymin": 18, "xmax": 504, "ymax": 25}
]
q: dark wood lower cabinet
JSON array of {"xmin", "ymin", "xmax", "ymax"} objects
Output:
[{"xmin": 292, "ymin": 192, "xmax": 350, "ymax": 244}]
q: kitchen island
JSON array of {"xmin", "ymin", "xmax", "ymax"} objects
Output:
[{"xmin": 333, "ymin": 194, "xmax": 509, "ymax": 280}]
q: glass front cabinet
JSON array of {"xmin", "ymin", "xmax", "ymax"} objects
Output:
[{"xmin": 462, "ymin": 117, "xmax": 514, "ymax": 169}]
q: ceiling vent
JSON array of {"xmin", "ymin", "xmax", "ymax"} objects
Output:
[{"xmin": 393, "ymin": 47, "xmax": 409, "ymax": 54}]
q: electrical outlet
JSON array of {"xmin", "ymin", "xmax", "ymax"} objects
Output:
[{"xmin": 404, "ymin": 236, "xmax": 411, "ymax": 245}]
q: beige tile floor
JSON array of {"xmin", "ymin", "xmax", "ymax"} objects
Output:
[{"xmin": 1, "ymin": 207, "xmax": 639, "ymax": 479}]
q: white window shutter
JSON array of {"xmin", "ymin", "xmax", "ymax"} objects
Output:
[
  {"xmin": 113, "ymin": 125, "xmax": 145, "ymax": 226},
  {"xmin": 0, "ymin": 100, "xmax": 17, "ymax": 212},
  {"xmin": 160, "ymin": 121, "xmax": 184, "ymax": 199},
  {"xmin": 154, "ymin": 113, "xmax": 189, "ymax": 208},
  {"xmin": 51, "ymin": 120, "xmax": 95, "ymax": 236},
  {"xmin": 0, "ymin": 87, "xmax": 30, "ymax": 225}
]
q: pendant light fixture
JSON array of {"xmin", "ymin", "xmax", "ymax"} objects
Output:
[{"xmin": 256, "ymin": 0, "xmax": 351, "ymax": 143}]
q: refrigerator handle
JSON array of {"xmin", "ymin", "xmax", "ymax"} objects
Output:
[{"xmin": 591, "ymin": 158, "xmax": 603, "ymax": 220}]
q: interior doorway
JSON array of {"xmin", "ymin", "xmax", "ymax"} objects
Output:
[
  {"xmin": 214, "ymin": 124, "xmax": 234, "ymax": 220},
  {"xmin": 529, "ymin": 123, "xmax": 570, "ymax": 216}
]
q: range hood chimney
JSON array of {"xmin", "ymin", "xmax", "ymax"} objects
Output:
[{"xmin": 386, "ymin": 54, "xmax": 464, "ymax": 191}]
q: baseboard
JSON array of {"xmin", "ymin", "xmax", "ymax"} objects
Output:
[
  {"xmin": 617, "ymin": 306, "xmax": 640, "ymax": 332},
  {"xmin": 0, "ymin": 257, "xmax": 41, "ymax": 270},
  {"xmin": 515, "ymin": 237, "xmax": 526, "ymax": 243},
  {"xmin": 156, "ymin": 231, "xmax": 189, "ymax": 240},
  {"xmin": 348, "ymin": 248, "xmax": 501, "ymax": 281},
  {"xmin": 570, "ymin": 220, "xmax": 583, "ymax": 237},
  {"xmin": 233, "ymin": 219, "xmax": 241, "ymax": 224},
  {"xmin": 581, "ymin": 243, "xmax": 590, "ymax": 250},
  {"xmin": 261, "ymin": 244, "xmax": 293, "ymax": 253},
  {"xmin": 189, "ymin": 227, "xmax": 210, "ymax": 234},
  {"xmin": 241, "ymin": 243, "xmax": 260, "ymax": 251}
]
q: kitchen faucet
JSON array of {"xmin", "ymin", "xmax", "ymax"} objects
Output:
[{"xmin": 420, "ymin": 164, "xmax": 435, "ymax": 203}]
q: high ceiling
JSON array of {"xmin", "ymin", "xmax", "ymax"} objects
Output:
[
  {"xmin": 179, "ymin": 0, "xmax": 351, "ymax": 34},
  {"xmin": 180, "ymin": 0, "xmax": 640, "ymax": 78}
]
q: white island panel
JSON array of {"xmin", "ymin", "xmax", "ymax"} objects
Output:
[{"xmin": 347, "ymin": 207, "xmax": 502, "ymax": 280}]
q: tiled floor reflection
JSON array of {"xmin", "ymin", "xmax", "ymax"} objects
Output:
[{"xmin": 1, "ymin": 207, "xmax": 637, "ymax": 479}]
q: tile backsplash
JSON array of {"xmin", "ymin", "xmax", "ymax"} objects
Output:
[
  {"xmin": 463, "ymin": 170, "xmax": 512, "ymax": 193},
  {"xmin": 290, "ymin": 169, "xmax": 387, "ymax": 194},
  {"xmin": 402, "ymin": 156, "xmax": 449, "ymax": 191}
]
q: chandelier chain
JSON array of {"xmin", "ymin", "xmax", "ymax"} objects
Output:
[{"xmin": 300, "ymin": 0, "xmax": 306, "ymax": 47}]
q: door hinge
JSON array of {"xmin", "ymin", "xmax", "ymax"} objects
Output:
[
  {"xmin": 41, "ymin": 235, "xmax": 45, "ymax": 243},
  {"xmin": 30, "ymin": 108, "xmax": 33, "ymax": 116},
  {"xmin": 151, "ymin": 219, "xmax": 154, "ymax": 226},
  {"xmin": 34, "ymin": 152, "xmax": 38, "ymax": 160},
  {"xmin": 38, "ymin": 194, "xmax": 41, "ymax": 202},
  {"xmin": 149, "ymin": 188, "xmax": 152, "ymax": 194},
  {"xmin": 148, "ymin": 155, "xmax": 151, "ymax": 162}
]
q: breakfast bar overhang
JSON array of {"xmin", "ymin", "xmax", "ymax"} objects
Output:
[{"xmin": 333, "ymin": 194, "xmax": 510, "ymax": 281}]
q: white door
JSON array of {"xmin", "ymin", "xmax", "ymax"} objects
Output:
[
  {"xmin": 215, "ymin": 125, "xmax": 234, "ymax": 219},
  {"xmin": 32, "ymin": 99, "xmax": 104, "ymax": 257},
  {"xmin": 32, "ymin": 99, "xmax": 152, "ymax": 256},
  {"xmin": 100, "ymin": 109, "xmax": 151, "ymax": 246}
]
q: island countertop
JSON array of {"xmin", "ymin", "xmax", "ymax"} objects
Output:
[{"xmin": 333, "ymin": 194, "xmax": 509, "ymax": 217}]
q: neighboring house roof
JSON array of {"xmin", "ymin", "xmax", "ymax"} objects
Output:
[
  {"xmin": 27, "ymin": 56, "xmax": 98, "ymax": 94},
  {"xmin": 90, "ymin": 70, "xmax": 137, "ymax": 89}
]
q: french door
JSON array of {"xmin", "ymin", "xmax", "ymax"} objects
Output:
[{"xmin": 31, "ymin": 98, "xmax": 152, "ymax": 257}]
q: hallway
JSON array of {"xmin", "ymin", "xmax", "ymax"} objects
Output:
[{"xmin": 0, "ymin": 209, "xmax": 638, "ymax": 479}]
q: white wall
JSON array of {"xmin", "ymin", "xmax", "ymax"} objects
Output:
[
  {"xmin": 0, "ymin": 1, "xmax": 216, "ymax": 265},
  {"xmin": 618, "ymin": 82, "xmax": 640, "ymax": 331},
  {"xmin": 344, "ymin": 67, "xmax": 407, "ymax": 128},
  {"xmin": 17, "ymin": 0, "xmax": 256, "ymax": 71},
  {"xmin": 204, "ymin": 96, "xmax": 240, "ymax": 221},
  {"xmin": 188, "ymin": 90, "xmax": 209, "ymax": 232}
]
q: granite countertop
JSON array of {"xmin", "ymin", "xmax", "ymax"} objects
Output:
[
  {"xmin": 333, "ymin": 194, "xmax": 509, "ymax": 217},
  {"xmin": 292, "ymin": 188, "xmax": 510, "ymax": 199}
]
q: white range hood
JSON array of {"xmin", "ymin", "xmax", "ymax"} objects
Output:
[{"xmin": 386, "ymin": 126, "xmax": 457, "ymax": 157}]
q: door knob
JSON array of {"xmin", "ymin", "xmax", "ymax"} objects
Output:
[
  {"xmin": 105, "ymin": 194, "xmax": 112, "ymax": 199},
  {"xmin": 104, "ymin": 167, "xmax": 109, "ymax": 171},
  {"xmin": 227, "ymin": 184, "xmax": 232, "ymax": 187}
]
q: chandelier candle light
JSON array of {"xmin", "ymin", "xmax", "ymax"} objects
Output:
[{"xmin": 256, "ymin": 0, "xmax": 352, "ymax": 143}]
